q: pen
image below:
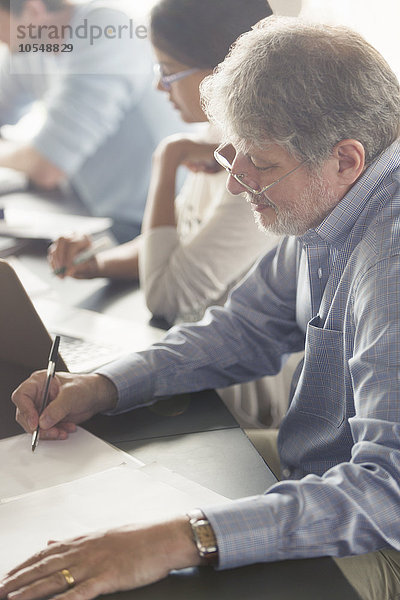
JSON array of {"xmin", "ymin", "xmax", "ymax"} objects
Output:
[
  {"xmin": 53, "ymin": 236, "xmax": 112, "ymax": 276},
  {"xmin": 31, "ymin": 335, "xmax": 60, "ymax": 453}
]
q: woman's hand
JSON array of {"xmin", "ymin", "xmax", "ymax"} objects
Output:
[
  {"xmin": 0, "ymin": 517, "xmax": 200, "ymax": 600},
  {"xmin": 11, "ymin": 371, "xmax": 118, "ymax": 441},
  {"xmin": 48, "ymin": 234, "xmax": 100, "ymax": 280},
  {"xmin": 153, "ymin": 134, "xmax": 221, "ymax": 174},
  {"xmin": 142, "ymin": 134, "xmax": 221, "ymax": 232},
  {"xmin": 181, "ymin": 140, "xmax": 222, "ymax": 174}
]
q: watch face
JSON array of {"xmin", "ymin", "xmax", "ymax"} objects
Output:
[
  {"xmin": 190, "ymin": 517, "xmax": 218, "ymax": 561},
  {"xmin": 198, "ymin": 524, "xmax": 217, "ymax": 550}
]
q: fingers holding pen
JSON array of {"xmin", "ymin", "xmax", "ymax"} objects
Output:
[
  {"xmin": 48, "ymin": 235, "xmax": 109, "ymax": 279},
  {"xmin": 48, "ymin": 235, "xmax": 92, "ymax": 278},
  {"xmin": 12, "ymin": 370, "xmax": 59, "ymax": 433},
  {"xmin": 12, "ymin": 371, "xmax": 77, "ymax": 440},
  {"xmin": 12, "ymin": 371, "xmax": 118, "ymax": 441}
]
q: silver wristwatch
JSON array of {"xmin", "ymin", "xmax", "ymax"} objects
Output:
[{"xmin": 187, "ymin": 509, "xmax": 219, "ymax": 566}]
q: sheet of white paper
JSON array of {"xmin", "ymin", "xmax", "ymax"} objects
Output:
[
  {"xmin": 141, "ymin": 462, "xmax": 230, "ymax": 505},
  {"xmin": 0, "ymin": 209, "xmax": 111, "ymax": 240},
  {"xmin": 0, "ymin": 463, "xmax": 229, "ymax": 576},
  {"xmin": 0, "ymin": 428, "xmax": 142, "ymax": 501}
]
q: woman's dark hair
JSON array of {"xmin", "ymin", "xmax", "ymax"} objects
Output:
[
  {"xmin": 150, "ymin": 0, "xmax": 273, "ymax": 69},
  {"xmin": 0, "ymin": 0, "xmax": 65, "ymax": 14}
]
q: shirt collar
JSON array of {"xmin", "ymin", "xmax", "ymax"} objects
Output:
[{"xmin": 301, "ymin": 139, "xmax": 400, "ymax": 248}]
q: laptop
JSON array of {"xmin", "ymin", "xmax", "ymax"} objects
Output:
[{"xmin": 0, "ymin": 259, "xmax": 163, "ymax": 438}]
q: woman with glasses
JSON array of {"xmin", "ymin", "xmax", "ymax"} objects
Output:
[
  {"xmin": 49, "ymin": 0, "xmax": 274, "ymax": 319},
  {"xmin": 49, "ymin": 0, "xmax": 294, "ymax": 428}
]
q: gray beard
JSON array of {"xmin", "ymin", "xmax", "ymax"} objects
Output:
[{"xmin": 247, "ymin": 175, "xmax": 338, "ymax": 236}]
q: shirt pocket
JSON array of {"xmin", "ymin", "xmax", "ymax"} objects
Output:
[{"xmin": 294, "ymin": 315, "xmax": 345, "ymax": 427}]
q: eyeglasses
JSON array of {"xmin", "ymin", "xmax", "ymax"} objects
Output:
[
  {"xmin": 214, "ymin": 143, "xmax": 307, "ymax": 196},
  {"xmin": 153, "ymin": 63, "xmax": 200, "ymax": 91}
]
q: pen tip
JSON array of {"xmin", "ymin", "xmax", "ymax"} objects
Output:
[{"xmin": 31, "ymin": 431, "xmax": 38, "ymax": 452}]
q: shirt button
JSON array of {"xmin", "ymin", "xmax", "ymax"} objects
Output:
[
  {"xmin": 282, "ymin": 468, "xmax": 291, "ymax": 478},
  {"xmin": 318, "ymin": 267, "xmax": 323, "ymax": 279}
]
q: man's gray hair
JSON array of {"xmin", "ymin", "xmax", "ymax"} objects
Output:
[{"xmin": 201, "ymin": 17, "xmax": 400, "ymax": 167}]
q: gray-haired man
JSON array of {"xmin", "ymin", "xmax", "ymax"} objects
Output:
[{"xmin": 3, "ymin": 16, "xmax": 400, "ymax": 600}]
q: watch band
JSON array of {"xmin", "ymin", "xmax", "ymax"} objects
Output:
[{"xmin": 187, "ymin": 509, "xmax": 219, "ymax": 566}]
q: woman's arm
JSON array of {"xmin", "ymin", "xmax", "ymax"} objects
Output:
[
  {"xmin": 140, "ymin": 135, "xmax": 278, "ymax": 324},
  {"xmin": 48, "ymin": 135, "xmax": 215, "ymax": 280},
  {"xmin": 140, "ymin": 176, "xmax": 278, "ymax": 324},
  {"xmin": 141, "ymin": 134, "xmax": 219, "ymax": 232}
]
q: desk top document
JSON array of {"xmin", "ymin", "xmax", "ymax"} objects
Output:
[
  {"xmin": 0, "ymin": 428, "xmax": 229, "ymax": 576},
  {"xmin": 0, "ymin": 167, "xmax": 28, "ymax": 196},
  {"xmin": 0, "ymin": 208, "xmax": 111, "ymax": 240}
]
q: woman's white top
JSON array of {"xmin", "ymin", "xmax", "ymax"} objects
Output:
[{"xmin": 139, "ymin": 168, "xmax": 278, "ymax": 324}]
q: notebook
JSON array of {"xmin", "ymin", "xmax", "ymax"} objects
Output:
[{"xmin": 0, "ymin": 259, "xmax": 163, "ymax": 438}]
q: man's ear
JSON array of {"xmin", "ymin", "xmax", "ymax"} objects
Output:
[{"xmin": 332, "ymin": 139, "xmax": 365, "ymax": 187}]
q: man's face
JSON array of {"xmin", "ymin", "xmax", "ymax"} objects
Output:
[{"xmin": 227, "ymin": 143, "xmax": 340, "ymax": 236}]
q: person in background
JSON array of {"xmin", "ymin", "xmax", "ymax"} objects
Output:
[
  {"xmin": 49, "ymin": 0, "xmax": 275, "ymax": 324},
  {"xmin": 0, "ymin": 0, "xmax": 185, "ymax": 242},
  {"xmin": 5, "ymin": 17, "xmax": 400, "ymax": 600},
  {"xmin": 49, "ymin": 0, "xmax": 294, "ymax": 430}
]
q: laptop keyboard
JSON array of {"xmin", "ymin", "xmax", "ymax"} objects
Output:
[{"xmin": 56, "ymin": 333, "xmax": 123, "ymax": 372}]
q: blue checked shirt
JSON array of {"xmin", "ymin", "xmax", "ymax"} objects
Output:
[{"xmin": 98, "ymin": 140, "xmax": 400, "ymax": 568}]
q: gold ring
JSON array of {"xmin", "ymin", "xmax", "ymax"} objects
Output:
[{"xmin": 60, "ymin": 568, "xmax": 75, "ymax": 588}]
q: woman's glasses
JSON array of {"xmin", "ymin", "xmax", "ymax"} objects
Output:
[{"xmin": 153, "ymin": 64, "xmax": 200, "ymax": 91}]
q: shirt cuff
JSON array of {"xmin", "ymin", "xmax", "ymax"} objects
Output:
[
  {"xmin": 96, "ymin": 352, "xmax": 155, "ymax": 414},
  {"xmin": 201, "ymin": 493, "xmax": 283, "ymax": 570}
]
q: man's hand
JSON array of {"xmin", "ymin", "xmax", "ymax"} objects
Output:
[
  {"xmin": 0, "ymin": 141, "xmax": 65, "ymax": 189},
  {"xmin": 12, "ymin": 371, "xmax": 118, "ymax": 441},
  {"xmin": 0, "ymin": 517, "xmax": 200, "ymax": 600}
]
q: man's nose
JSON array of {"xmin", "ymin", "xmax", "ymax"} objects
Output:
[
  {"xmin": 226, "ymin": 153, "xmax": 248, "ymax": 195},
  {"xmin": 226, "ymin": 173, "xmax": 246, "ymax": 195}
]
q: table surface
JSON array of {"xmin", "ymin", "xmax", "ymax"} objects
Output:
[{"xmin": 0, "ymin": 188, "xmax": 361, "ymax": 599}]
